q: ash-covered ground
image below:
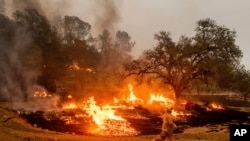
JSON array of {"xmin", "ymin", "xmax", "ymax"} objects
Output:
[{"xmin": 1, "ymin": 102, "xmax": 249, "ymax": 141}]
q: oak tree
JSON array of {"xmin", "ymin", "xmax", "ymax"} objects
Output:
[{"xmin": 125, "ymin": 19, "xmax": 242, "ymax": 102}]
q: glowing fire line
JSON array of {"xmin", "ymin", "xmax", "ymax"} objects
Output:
[{"xmin": 60, "ymin": 83, "xmax": 194, "ymax": 136}]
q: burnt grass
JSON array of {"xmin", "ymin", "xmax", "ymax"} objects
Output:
[
  {"xmin": 20, "ymin": 110, "xmax": 90, "ymax": 135},
  {"xmin": 20, "ymin": 106, "xmax": 250, "ymax": 136}
]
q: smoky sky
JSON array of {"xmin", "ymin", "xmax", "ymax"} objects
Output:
[
  {"xmin": 5, "ymin": 0, "xmax": 70, "ymax": 21},
  {"xmin": 93, "ymin": 0, "xmax": 121, "ymax": 34}
]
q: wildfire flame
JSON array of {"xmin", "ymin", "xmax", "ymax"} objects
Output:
[
  {"xmin": 172, "ymin": 110, "xmax": 192, "ymax": 117},
  {"xmin": 148, "ymin": 93, "xmax": 174, "ymax": 105},
  {"xmin": 68, "ymin": 62, "xmax": 95, "ymax": 73},
  {"xmin": 206, "ymin": 103, "xmax": 224, "ymax": 111},
  {"xmin": 126, "ymin": 84, "xmax": 144, "ymax": 104},
  {"xmin": 83, "ymin": 97, "xmax": 139, "ymax": 136},
  {"xmin": 62, "ymin": 103, "xmax": 77, "ymax": 109},
  {"xmin": 60, "ymin": 83, "xmax": 192, "ymax": 136},
  {"xmin": 211, "ymin": 103, "xmax": 224, "ymax": 109},
  {"xmin": 69, "ymin": 63, "xmax": 80, "ymax": 70},
  {"xmin": 85, "ymin": 68, "xmax": 94, "ymax": 73},
  {"xmin": 84, "ymin": 97, "xmax": 124, "ymax": 125},
  {"xmin": 33, "ymin": 90, "xmax": 51, "ymax": 97},
  {"xmin": 113, "ymin": 97, "xmax": 119, "ymax": 103}
]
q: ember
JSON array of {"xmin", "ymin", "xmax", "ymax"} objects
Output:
[{"xmin": 210, "ymin": 103, "xmax": 224, "ymax": 110}]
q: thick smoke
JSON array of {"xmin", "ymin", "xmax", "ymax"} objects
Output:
[
  {"xmin": 11, "ymin": 0, "xmax": 42, "ymax": 11},
  {"xmin": 5, "ymin": 0, "xmax": 70, "ymax": 21},
  {"xmin": 93, "ymin": 0, "xmax": 121, "ymax": 34},
  {"xmin": 0, "ymin": 31, "xmax": 59, "ymax": 110},
  {"xmin": 0, "ymin": 0, "xmax": 63, "ymax": 110},
  {"xmin": 6, "ymin": 0, "xmax": 121, "ymax": 33},
  {"xmin": 0, "ymin": 25, "xmax": 41, "ymax": 101}
]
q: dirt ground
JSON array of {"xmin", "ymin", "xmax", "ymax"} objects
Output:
[{"xmin": 0, "ymin": 102, "xmax": 231, "ymax": 141}]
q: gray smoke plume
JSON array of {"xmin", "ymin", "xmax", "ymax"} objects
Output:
[
  {"xmin": 5, "ymin": 0, "xmax": 70, "ymax": 21},
  {"xmin": 0, "ymin": 0, "xmax": 66, "ymax": 110},
  {"xmin": 11, "ymin": 0, "xmax": 42, "ymax": 10},
  {"xmin": 0, "ymin": 26, "xmax": 41, "ymax": 101},
  {"xmin": 0, "ymin": 0, "xmax": 5, "ymax": 14},
  {"xmin": 0, "ymin": 23, "xmax": 60, "ymax": 111},
  {"xmin": 93, "ymin": 0, "xmax": 121, "ymax": 34}
]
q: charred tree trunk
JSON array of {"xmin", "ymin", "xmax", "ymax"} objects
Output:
[{"xmin": 171, "ymin": 85, "xmax": 183, "ymax": 109}]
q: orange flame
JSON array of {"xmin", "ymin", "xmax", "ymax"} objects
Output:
[
  {"xmin": 69, "ymin": 63, "xmax": 80, "ymax": 70},
  {"xmin": 126, "ymin": 84, "xmax": 144, "ymax": 104},
  {"xmin": 113, "ymin": 97, "xmax": 119, "ymax": 103},
  {"xmin": 83, "ymin": 97, "xmax": 139, "ymax": 136},
  {"xmin": 148, "ymin": 93, "xmax": 174, "ymax": 105},
  {"xmin": 62, "ymin": 103, "xmax": 77, "ymax": 109},
  {"xmin": 171, "ymin": 110, "xmax": 192, "ymax": 117},
  {"xmin": 211, "ymin": 103, "xmax": 224, "ymax": 109},
  {"xmin": 33, "ymin": 90, "xmax": 51, "ymax": 97},
  {"xmin": 59, "ymin": 83, "xmax": 192, "ymax": 136},
  {"xmin": 84, "ymin": 97, "xmax": 124, "ymax": 125},
  {"xmin": 205, "ymin": 103, "xmax": 224, "ymax": 111},
  {"xmin": 85, "ymin": 68, "xmax": 94, "ymax": 73}
]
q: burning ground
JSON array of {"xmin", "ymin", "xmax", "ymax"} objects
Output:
[
  {"xmin": 1, "ymin": 84, "xmax": 250, "ymax": 141},
  {"xmin": 1, "ymin": 101, "xmax": 249, "ymax": 141}
]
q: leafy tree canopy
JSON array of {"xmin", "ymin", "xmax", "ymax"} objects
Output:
[{"xmin": 124, "ymin": 18, "xmax": 243, "ymax": 100}]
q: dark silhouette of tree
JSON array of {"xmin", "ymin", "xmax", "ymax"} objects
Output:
[
  {"xmin": 97, "ymin": 29, "xmax": 134, "ymax": 73},
  {"xmin": 58, "ymin": 16, "xmax": 91, "ymax": 45},
  {"xmin": 57, "ymin": 15, "xmax": 99, "ymax": 68},
  {"xmin": 53, "ymin": 15, "xmax": 101, "ymax": 98},
  {"xmin": 231, "ymin": 66, "xmax": 250, "ymax": 103},
  {"xmin": 124, "ymin": 18, "xmax": 242, "ymax": 102},
  {"xmin": 97, "ymin": 29, "xmax": 116, "ymax": 72},
  {"xmin": 115, "ymin": 30, "xmax": 135, "ymax": 59},
  {"xmin": 0, "ymin": 14, "xmax": 15, "ymax": 43},
  {"xmin": 115, "ymin": 30, "xmax": 135, "ymax": 52}
]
